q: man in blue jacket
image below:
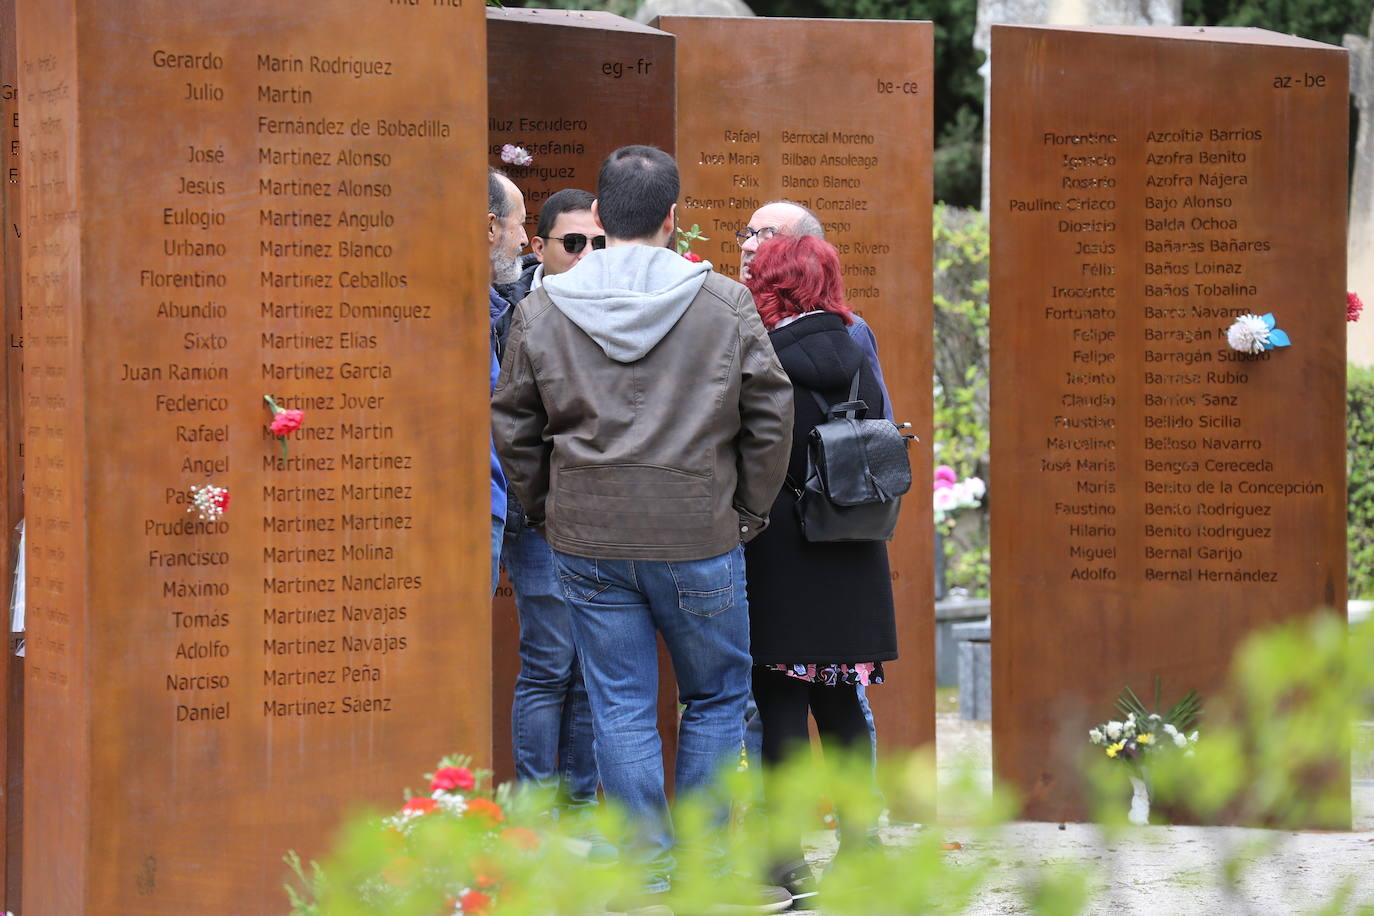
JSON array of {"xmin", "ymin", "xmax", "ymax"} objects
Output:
[{"xmin": 488, "ymin": 167, "xmax": 527, "ymax": 593}]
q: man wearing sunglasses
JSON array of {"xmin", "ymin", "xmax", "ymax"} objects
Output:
[{"xmin": 501, "ymin": 188, "xmax": 608, "ymax": 307}]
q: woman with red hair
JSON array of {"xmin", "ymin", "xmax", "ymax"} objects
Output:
[{"xmin": 743, "ymin": 234, "xmax": 898, "ymax": 896}]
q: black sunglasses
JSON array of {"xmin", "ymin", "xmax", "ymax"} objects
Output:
[{"xmin": 544, "ymin": 233, "xmax": 607, "ymax": 255}]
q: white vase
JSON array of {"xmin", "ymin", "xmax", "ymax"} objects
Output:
[{"xmin": 1128, "ymin": 775, "xmax": 1150, "ymax": 826}]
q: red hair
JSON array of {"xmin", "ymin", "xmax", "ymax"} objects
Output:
[{"xmin": 745, "ymin": 234, "xmax": 854, "ymax": 330}]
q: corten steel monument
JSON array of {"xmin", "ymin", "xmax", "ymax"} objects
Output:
[
  {"xmin": 659, "ymin": 15, "xmax": 937, "ymax": 754},
  {"xmin": 17, "ymin": 1, "xmax": 491, "ymax": 911},
  {"xmin": 0, "ymin": 2, "xmax": 22, "ymax": 905},
  {"xmin": 484, "ymin": 9, "xmax": 677, "ymax": 782},
  {"xmin": 990, "ymin": 25, "xmax": 1349, "ymax": 823}
]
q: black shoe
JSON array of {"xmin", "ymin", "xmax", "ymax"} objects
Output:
[{"xmin": 769, "ymin": 860, "xmax": 818, "ymax": 905}]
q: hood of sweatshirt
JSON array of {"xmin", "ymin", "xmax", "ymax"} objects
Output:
[{"xmin": 540, "ymin": 245, "xmax": 711, "ymax": 363}]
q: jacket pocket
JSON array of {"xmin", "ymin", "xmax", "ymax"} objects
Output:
[{"xmin": 667, "ymin": 551, "xmax": 735, "ymax": 617}]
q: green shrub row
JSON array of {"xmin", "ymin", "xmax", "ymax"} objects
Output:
[{"xmin": 1349, "ymin": 364, "xmax": 1374, "ymax": 599}]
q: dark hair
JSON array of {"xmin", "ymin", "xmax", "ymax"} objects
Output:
[
  {"xmin": 744, "ymin": 235, "xmax": 853, "ymax": 331},
  {"xmin": 535, "ymin": 188, "xmax": 596, "ymax": 239},
  {"xmin": 595, "ymin": 145, "xmax": 678, "ymax": 240},
  {"xmin": 488, "ymin": 166, "xmax": 512, "ymax": 219}
]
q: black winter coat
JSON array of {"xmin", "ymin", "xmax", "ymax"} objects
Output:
[{"xmin": 743, "ymin": 311, "xmax": 899, "ymax": 666}]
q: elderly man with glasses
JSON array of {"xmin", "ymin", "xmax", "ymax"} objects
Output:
[
  {"xmin": 738, "ymin": 200, "xmax": 890, "ymax": 410},
  {"xmin": 495, "ymin": 186, "xmax": 608, "ymax": 838}
]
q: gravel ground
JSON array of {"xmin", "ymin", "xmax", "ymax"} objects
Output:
[{"xmin": 788, "ymin": 714, "xmax": 1374, "ymax": 914}]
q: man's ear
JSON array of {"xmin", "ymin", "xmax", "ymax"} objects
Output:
[
  {"xmin": 488, "ymin": 211, "xmax": 500, "ymax": 249},
  {"xmin": 530, "ymin": 236, "xmax": 546, "ymax": 263},
  {"xmin": 660, "ymin": 202, "xmax": 677, "ymax": 239},
  {"xmin": 591, "ymin": 200, "xmax": 605, "ymax": 231}
]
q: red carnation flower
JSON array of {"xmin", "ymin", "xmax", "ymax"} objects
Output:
[
  {"xmin": 1349, "ymin": 291, "xmax": 1364, "ymax": 323},
  {"xmin": 682, "ymin": 251, "xmax": 703, "ymax": 263},
  {"xmin": 431, "ymin": 765, "xmax": 476, "ymax": 792},
  {"xmin": 270, "ymin": 408, "xmax": 305, "ymax": 435}
]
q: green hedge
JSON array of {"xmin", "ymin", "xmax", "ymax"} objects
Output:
[{"xmin": 1350, "ymin": 364, "xmax": 1374, "ymax": 599}]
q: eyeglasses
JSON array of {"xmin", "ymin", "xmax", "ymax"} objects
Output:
[
  {"xmin": 734, "ymin": 225, "xmax": 780, "ymax": 245},
  {"xmin": 543, "ymin": 233, "xmax": 607, "ymax": 255}
]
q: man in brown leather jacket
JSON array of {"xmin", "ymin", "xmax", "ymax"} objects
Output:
[{"xmin": 493, "ymin": 145, "xmax": 793, "ymax": 912}]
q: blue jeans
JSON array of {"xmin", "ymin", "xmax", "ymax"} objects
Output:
[
  {"xmin": 491, "ymin": 513, "xmax": 505, "ymax": 596},
  {"xmin": 553, "ymin": 546, "xmax": 752, "ymax": 893},
  {"xmin": 504, "ymin": 502, "xmax": 598, "ymax": 811}
]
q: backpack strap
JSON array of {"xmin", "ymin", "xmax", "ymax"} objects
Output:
[{"xmin": 810, "ymin": 369, "xmax": 866, "ymax": 420}]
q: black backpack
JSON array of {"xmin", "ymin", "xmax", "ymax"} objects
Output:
[{"xmin": 788, "ymin": 370, "xmax": 915, "ymax": 543}]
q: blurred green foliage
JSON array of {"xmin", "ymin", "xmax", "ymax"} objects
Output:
[
  {"xmin": 1350, "ymin": 365, "xmax": 1374, "ymax": 599},
  {"xmin": 1183, "ymin": 0, "xmax": 1373, "ymax": 45},
  {"xmin": 288, "ymin": 617, "xmax": 1374, "ymax": 915},
  {"xmin": 932, "ymin": 205, "xmax": 989, "ymax": 595}
]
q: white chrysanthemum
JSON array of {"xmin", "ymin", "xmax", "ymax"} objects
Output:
[
  {"xmin": 1106, "ymin": 721, "xmax": 1123, "ymax": 740},
  {"xmin": 1173, "ymin": 732, "xmax": 1188, "ymax": 747},
  {"xmin": 1162, "ymin": 723, "xmax": 1179, "ymax": 736},
  {"xmin": 1188, "ymin": 730, "xmax": 1199, "ymax": 743},
  {"xmin": 432, "ymin": 789, "xmax": 468, "ymax": 816},
  {"xmin": 1227, "ymin": 314, "xmax": 1270, "ymax": 353},
  {"xmin": 1089, "ymin": 728, "xmax": 1104, "ymax": 745}
]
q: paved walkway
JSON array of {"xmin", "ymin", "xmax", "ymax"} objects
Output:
[{"xmin": 790, "ymin": 714, "xmax": 1374, "ymax": 914}]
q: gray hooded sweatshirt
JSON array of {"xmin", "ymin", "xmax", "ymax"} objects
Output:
[
  {"xmin": 492, "ymin": 242, "xmax": 794, "ymax": 561},
  {"xmin": 542, "ymin": 244, "xmax": 711, "ymax": 362}
]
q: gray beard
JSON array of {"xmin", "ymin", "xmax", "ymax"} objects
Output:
[{"xmin": 492, "ymin": 249, "xmax": 522, "ymax": 285}]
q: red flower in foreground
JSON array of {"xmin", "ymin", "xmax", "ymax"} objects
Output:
[
  {"xmin": 682, "ymin": 251, "xmax": 703, "ymax": 263},
  {"xmin": 270, "ymin": 408, "xmax": 305, "ymax": 435},
  {"xmin": 464, "ymin": 797, "xmax": 504, "ymax": 826},
  {"xmin": 402, "ymin": 796, "xmax": 438, "ymax": 816},
  {"xmin": 431, "ymin": 765, "xmax": 476, "ymax": 792},
  {"xmin": 214, "ymin": 489, "xmax": 230, "ymax": 512},
  {"xmin": 460, "ymin": 889, "xmax": 493, "ymax": 914},
  {"xmin": 1349, "ymin": 291, "xmax": 1364, "ymax": 323}
]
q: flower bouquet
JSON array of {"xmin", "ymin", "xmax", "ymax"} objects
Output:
[
  {"xmin": 287, "ymin": 756, "xmax": 536, "ymax": 916},
  {"xmin": 933, "ymin": 465, "xmax": 984, "ymax": 526},
  {"xmin": 1088, "ymin": 679, "xmax": 1202, "ymax": 824}
]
